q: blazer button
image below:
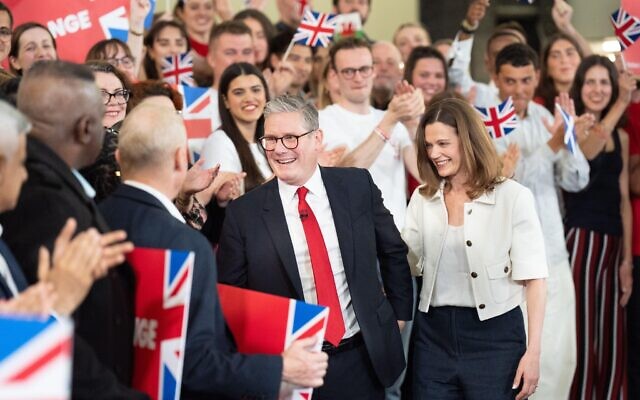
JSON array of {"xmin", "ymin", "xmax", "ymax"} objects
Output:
[
  {"xmin": 466, "ymin": 240, "xmax": 472, "ymax": 247},
  {"xmin": 471, "ymin": 272, "xmax": 478, "ymax": 278},
  {"xmin": 504, "ymin": 266, "xmax": 509, "ymax": 273},
  {"xmin": 478, "ymin": 304, "xmax": 486, "ymax": 309}
]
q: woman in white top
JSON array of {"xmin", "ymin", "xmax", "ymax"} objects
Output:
[
  {"xmin": 200, "ymin": 62, "xmax": 272, "ymax": 193},
  {"xmin": 402, "ymin": 97, "xmax": 547, "ymax": 400}
]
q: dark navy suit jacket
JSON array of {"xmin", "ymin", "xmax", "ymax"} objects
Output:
[
  {"xmin": 99, "ymin": 184, "xmax": 282, "ymax": 400},
  {"xmin": 217, "ymin": 167, "xmax": 413, "ymax": 389},
  {"xmin": 0, "ymin": 239, "xmax": 27, "ymax": 299}
]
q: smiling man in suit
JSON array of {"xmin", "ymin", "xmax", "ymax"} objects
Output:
[{"xmin": 217, "ymin": 94, "xmax": 413, "ymax": 399}]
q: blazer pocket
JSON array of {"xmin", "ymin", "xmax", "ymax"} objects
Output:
[
  {"xmin": 486, "ymin": 259, "xmax": 511, "ymax": 303},
  {"xmin": 376, "ymin": 299, "xmax": 396, "ymax": 325}
]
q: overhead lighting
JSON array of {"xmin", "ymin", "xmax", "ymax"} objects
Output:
[{"xmin": 602, "ymin": 39, "xmax": 621, "ymax": 53}]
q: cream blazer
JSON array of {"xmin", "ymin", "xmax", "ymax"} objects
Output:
[{"xmin": 402, "ymin": 179, "xmax": 549, "ymax": 321}]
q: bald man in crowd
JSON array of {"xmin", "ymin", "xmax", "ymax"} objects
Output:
[
  {"xmin": 99, "ymin": 100, "xmax": 328, "ymax": 399},
  {"xmin": 0, "ymin": 61, "xmax": 146, "ymax": 399},
  {"xmin": 371, "ymin": 41, "xmax": 404, "ymax": 110}
]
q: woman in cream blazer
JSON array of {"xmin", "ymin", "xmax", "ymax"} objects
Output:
[{"xmin": 402, "ymin": 97, "xmax": 548, "ymax": 400}]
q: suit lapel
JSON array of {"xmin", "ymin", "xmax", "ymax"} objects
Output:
[
  {"xmin": 261, "ymin": 180, "xmax": 304, "ymax": 299},
  {"xmin": 321, "ymin": 168, "xmax": 355, "ymax": 281}
]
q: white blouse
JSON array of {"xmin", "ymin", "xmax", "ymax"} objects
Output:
[{"xmin": 199, "ymin": 129, "xmax": 272, "ymax": 180}]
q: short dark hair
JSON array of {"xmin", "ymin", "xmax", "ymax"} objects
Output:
[
  {"xmin": 0, "ymin": 1, "xmax": 13, "ymax": 28},
  {"xmin": 208, "ymin": 20, "xmax": 252, "ymax": 49},
  {"xmin": 329, "ymin": 37, "xmax": 371, "ymax": 70},
  {"xmin": 495, "ymin": 43, "xmax": 539, "ymax": 75},
  {"xmin": 130, "ymin": 80, "xmax": 184, "ymax": 111},
  {"xmin": 404, "ymin": 45, "xmax": 449, "ymax": 89},
  {"xmin": 9, "ymin": 22, "xmax": 58, "ymax": 75},
  {"xmin": 234, "ymin": 9, "xmax": 276, "ymax": 43},
  {"xmin": 269, "ymin": 30, "xmax": 294, "ymax": 58}
]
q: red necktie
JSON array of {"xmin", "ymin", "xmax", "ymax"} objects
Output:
[{"xmin": 297, "ymin": 186, "xmax": 345, "ymax": 346}]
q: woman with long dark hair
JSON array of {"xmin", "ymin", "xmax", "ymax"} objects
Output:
[
  {"xmin": 200, "ymin": 62, "xmax": 272, "ymax": 193},
  {"xmin": 564, "ymin": 55, "xmax": 634, "ymax": 400}
]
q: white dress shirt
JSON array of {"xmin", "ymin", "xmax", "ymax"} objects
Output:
[
  {"xmin": 278, "ymin": 166, "xmax": 359, "ymax": 339},
  {"xmin": 493, "ymin": 102, "xmax": 590, "ymax": 266},
  {"xmin": 319, "ymin": 104, "xmax": 413, "ymax": 229},
  {"xmin": 0, "ymin": 224, "xmax": 20, "ymax": 297},
  {"xmin": 124, "ymin": 180, "xmax": 186, "ymax": 223},
  {"xmin": 72, "ymin": 169, "xmax": 96, "ymax": 199}
]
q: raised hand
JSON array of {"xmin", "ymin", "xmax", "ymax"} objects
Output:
[
  {"xmin": 130, "ymin": 0, "xmax": 152, "ymax": 28},
  {"xmin": 182, "ymin": 159, "xmax": 220, "ymax": 196},
  {"xmin": 551, "ymin": 0, "xmax": 574, "ymax": 33},
  {"xmin": 501, "ymin": 143, "xmax": 520, "ymax": 179},
  {"xmin": 466, "ymin": 0, "xmax": 490, "ymax": 28}
]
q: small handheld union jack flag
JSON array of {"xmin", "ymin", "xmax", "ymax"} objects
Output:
[
  {"xmin": 555, "ymin": 103, "xmax": 577, "ymax": 156},
  {"xmin": 162, "ymin": 52, "xmax": 196, "ymax": 87},
  {"xmin": 475, "ymin": 97, "xmax": 518, "ymax": 139},
  {"xmin": 294, "ymin": 10, "xmax": 337, "ymax": 48},
  {"xmin": 611, "ymin": 7, "xmax": 640, "ymax": 51}
]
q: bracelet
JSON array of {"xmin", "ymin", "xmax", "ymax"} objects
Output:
[
  {"xmin": 460, "ymin": 19, "xmax": 478, "ymax": 35},
  {"xmin": 129, "ymin": 28, "xmax": 144, "ymax": 37},
  {"xmin": 374, "ymin": 127, "xmax": 389, "ymax": 142}
]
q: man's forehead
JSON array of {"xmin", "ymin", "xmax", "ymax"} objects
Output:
[
  {"xmin": 497, "ymin": 63, "xmax": 537, "ymax": 78},
  {"xmin": 214, "ymin": 33, "xmax": 252, "ymax": 50},
  {"xmin": 335, "ymin": 47, "xmax": 371, "ymax": 66}
]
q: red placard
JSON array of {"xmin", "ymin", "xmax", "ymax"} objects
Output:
[{"xmin": 4, "ymin": 0, "xmax": 130, "ymax": 63}]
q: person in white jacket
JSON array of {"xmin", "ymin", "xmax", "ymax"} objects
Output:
[{"xmin": 402, "ymin": 97, "xmax": 548, "ymax": 400}]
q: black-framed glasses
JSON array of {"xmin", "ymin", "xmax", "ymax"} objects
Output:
[
  {"xmin": 106, "ymin": 56, "xmax": 134, "ymax": 68},
  {"xmin": 259, "ymin": 129, "xmax": 315, "ymax": 151},
  {"xmin": 0, "ymin": 27, "xmax": 11, "ymax": 39},
  {"xmin": 338, "ymin": 65, "xmax": 373, "ymax": 80},
  {"xmin": 101, "ymin": 89, "xmax": 130, "ymax": 105}
]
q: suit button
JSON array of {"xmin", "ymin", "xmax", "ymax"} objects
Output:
[
  {"xmin": 467, "ymin": 209, "xmax": 472, "ymax": 215},
  {"xmin": 478, "ymin": 304, "xmax": 485, "ymax": 309},
  {"xmin": 466, "ymin": 240, "xmax": 472, "ymax": 247},
  {"xmin": 471, "ymin": 272, "xmax": 478, "ymax": 278},
  {"xmin": 504, "ymin": 266, "xmax": 509, "ymax": 273}
]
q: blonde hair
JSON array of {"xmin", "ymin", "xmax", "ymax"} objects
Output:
[
  {"xmin": 416, "ymin": 97, "xmax": 502, "ymax": 199},
  {"xmin": 393, "ymin": 22, "xmax": 432, "ymax": 47}
]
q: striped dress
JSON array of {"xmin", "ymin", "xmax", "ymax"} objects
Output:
[{"xmin": 564, "ymin": 130, "xmax": 627, "ymax": 400}]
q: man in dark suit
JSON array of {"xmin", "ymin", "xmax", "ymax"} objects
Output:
[
  {"xmin": 217, "ymin": 94, "xmax": 413, "ymax": 399},
  {"xmin": 0, "ymin": 62, "xmax": 146, "ymax": 399},
  {"xmin": 100, "ymin": 100, "xmax": 328, "ymax": 399}
]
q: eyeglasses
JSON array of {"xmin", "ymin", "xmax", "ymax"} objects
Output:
[
  {"xmin": 259, "ymin": 129, "xmax": 315, "ymax": 151},
  {"xmin": 106, "ymin": 56, "xmax": 134, "ymax": 69},
  {"xmin": 101, "ymin": 89, "xmax": 130, "ymax": 105},
  {"xmin": 0, "ymin": 27, "xmax": 11, "ymax": 40},
  {"xmin": 338, "ymin": 65, "xmax": 373, "ymax": 80}
]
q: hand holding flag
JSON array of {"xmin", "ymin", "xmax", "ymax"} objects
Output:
[{"xmin": 555, "ymin": 103, "xmax": 577, "ymax": 155}]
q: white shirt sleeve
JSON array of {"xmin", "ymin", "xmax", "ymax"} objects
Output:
[
  {"xmin": 199, "ymin": 130, "xmax": 242, "ymax": 172},
  {"xmin": 392, "ymin": 122, "xmax": 413, "ymax": 149},
  {"xmin": 402, "ymin": 190, "xmax": 425, "ymax": 277},
  {"xmin": 448, "ymin": 34, "xmax": 476, "ymax": 96},
  {"xmin": 509, "ymin": 186, "xmax": 549, "ymax": 281}
]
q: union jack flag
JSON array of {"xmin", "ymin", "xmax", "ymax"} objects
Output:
[
  {"xmin": 128, "ymin": 248, "xmax": 194, "ymax": 400},
  {"xmin": 218, "ymin": 284, "xmax": 328, "ymax": 400},
  {"xmin": 611, "ymin": 8, "xmax": 640, "ymax": 51},
  {"xmin": 177, "ymin": 84, "xmax": 215, "ymax": 162},
  {"xmin": 556, "ymin": 103, "xmax": 577, "ymax": 156},
  {"xmin": 162, "ymin": 52, "xmax": 196, "ymax": 87},
  {"xmin": 0, "ymin": 315, "xmax": 73, "ymax": 400},
  {"xmin": 294, "ymin": 10, "xmax": 337, "ymax": 48},
  {"xmin": 475, "ymin": 97, "xmax": 518, "ymax": 139}
]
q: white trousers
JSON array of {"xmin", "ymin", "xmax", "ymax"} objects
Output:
[{"xmin": 523, "ymin": 259, "xmax": 577, "ymax": 400}]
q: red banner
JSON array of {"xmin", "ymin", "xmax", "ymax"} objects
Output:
[
  {"xmin": 4, "ymin": 0, "xmax": 130, "ymax": 63},
  {"xmin": 128, "ymin": 247, "xmax": 194, "ymax": 400}
]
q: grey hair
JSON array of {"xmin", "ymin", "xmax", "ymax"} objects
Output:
[
  {"xmin": 0, "ymin": 100, "xmax": 31, "ymax": 159},
  {"xmin": 263, "ymin": 95, "xmax": 319, "ymax": 131}
]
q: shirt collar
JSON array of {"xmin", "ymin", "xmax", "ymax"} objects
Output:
[
  {"xmin": 124, "ymin": 180, "xmax": 186, "ymax": 223},
  {"xmin": 277, "ymin": 165, "xmax": 325, "ymax": 204},
  {"xmin": 71, "ymin": 169, "xmax": 96, "ymax": 199}
]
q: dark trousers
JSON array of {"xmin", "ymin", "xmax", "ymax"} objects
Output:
[
  {"xmin": 413, "ymin": 306, "xmax": 526, "ymax": 400},
  {"xmin": 628, "ymin": 257, "xmax": 640, "ymax": 399},
  {"xmin": 314, "ymin": 337, "xmax": 384, "ymax": 400}
]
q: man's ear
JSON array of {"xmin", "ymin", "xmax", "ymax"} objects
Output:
[
  {"xmin": 73, "ymin": 115, "xmax": 94, "ymax": 145},
  {"xmin": 206, "ymin": 47, "xmax": 216, "ymax": 70},
  {"xmin": 0, "ymin": 154, "xmax": 7, "ymax": 186},
  {"xmin": 174, "ymin": 146, "xmax": 188, "ymax": 172}
]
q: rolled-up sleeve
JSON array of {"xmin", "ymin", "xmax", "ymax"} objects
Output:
[{"xmin": 509, "ymin": 187, "xmax": 549, "ymax": 281}]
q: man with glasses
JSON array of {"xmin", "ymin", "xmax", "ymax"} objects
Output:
[
  {"xmin": 218, "ymin": 94, "xmax": 413, "ymax": 399},
  {"xmin": 0, "ymin": 1, "xmax": 12, "ymax": 65},
  {"xmin": 320, "ymin": 37, "xmax": 422, "ymax": 230}
]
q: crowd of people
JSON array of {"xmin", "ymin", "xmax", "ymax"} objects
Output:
[{"xmin": 0, "ymin": 0, "xmax": 638, "ymax": 399}]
